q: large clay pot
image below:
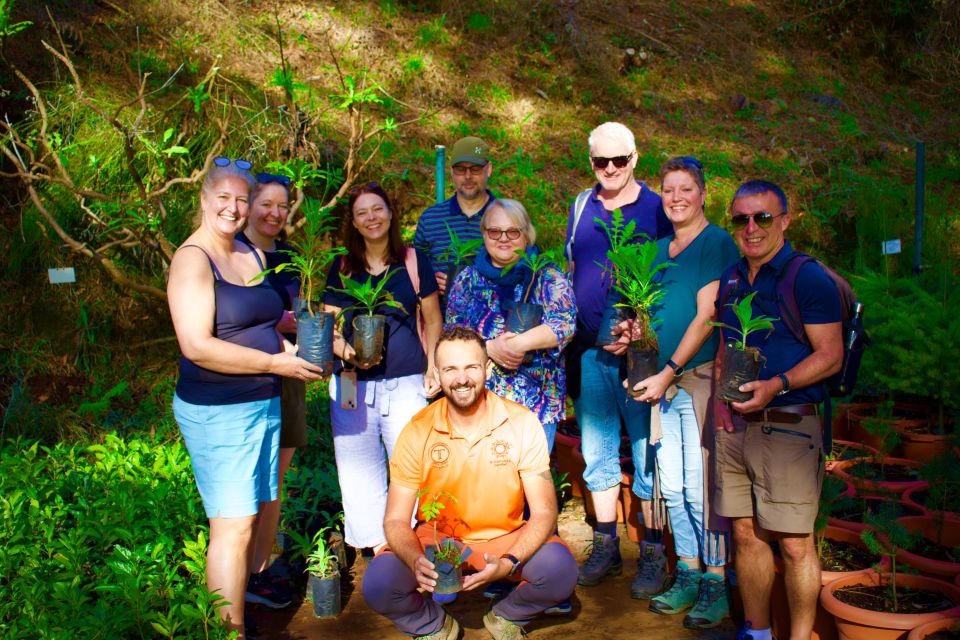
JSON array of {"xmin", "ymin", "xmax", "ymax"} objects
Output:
[
  {"xmin": 827, "ymin": 440, "xmax": 880, "ymax": 473},
  {"xmin": 554, "ymin": 423, "xmax": 584, "ymax": 498},
  {"xmin": 834, "ymin": 401, "xmax": 880, "ymax": 443},
  {"xmin": 829, "ymin": 494, "xmax": 926, "ymax": 534},
  {"xmin": 820, "ymin": 572, "xmax": 960, "ymax": 640},
  {"xmin": 895, "ymin": 516, "xmax": 960, "ymax": 579},
  {"xmin": 820, "ymin": 526, "xmax": 892, "ymax": 585},
  {"xmin": 895, "ymin": 423, "xmax": 953, "ymax": 464},
  {"xmin": 906, "ymin": 616, "xmax": 960, "ymax": 639},
  {"xmin": 832, "ymin": 457, "xmax": 927, "ymax": 496},
  {"xmin": 902, "ymin": 486, "xmax": 958, "ymax": 521}
]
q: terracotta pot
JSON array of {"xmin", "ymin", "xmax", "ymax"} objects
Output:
[
  {"xmin": 820, "ymin": 572, "xmax": 960, "ymax": 640},
  {"xmin": 848, "ymin": 402, "xmax": 937, "ymax": 458},
  {"xmin": 906, "ymin": 615, "xmax": 960, "ymax": 639},
  {"xmin": 829, "ymin": 494, "xmax": 927, "ymax": 534},
  {"xmin": 827, "ymin": 440, "xmax": 880, "ymax": 473},
  {"xmin": 835, "ymin": 401, "xmax": 879, "ymax": 442},
  {"xmin": 901, "ymin": 486, "xmax": 960, "ymax": 521},
  {"xmin": 833, "ymin": 457, "xmax": 928, "ymax": 495},
  {"xmin": 895, "ymin": 516, "xmax": 960, "ymax": 579},
  {"xmin": 553, "ymin": 425, "xmax": 584, "ymax": 498},
  {"xmin": 820, "ymin": 526, "xmax": 892, "ymax": 585},
  {"xmin": 895, "ymin": 423, "xmax": 953, "ymax": 464}
]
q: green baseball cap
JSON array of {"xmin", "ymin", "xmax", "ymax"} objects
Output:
[{"xmin": 450, "ymin": 136, "xmax": 490, "ymax": 165}]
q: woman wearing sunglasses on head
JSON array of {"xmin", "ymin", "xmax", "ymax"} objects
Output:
[
  {"xmin": 235, "ymin": 171, "xmax": 304, "ymax": 610},
  {"xmin": 322, "ymin": 182, "xmax": 443, "ymax": 554},
  {"xmin": 167, "ymin": 158, "xmax": 326, "ymax": 639},
  {"xmin": 625, "ymin": 157, "xmax": 740, "ymax": 630},
  {"xmin": 444, "ymin": 198, "xmax": 576, "ymax": 452}
]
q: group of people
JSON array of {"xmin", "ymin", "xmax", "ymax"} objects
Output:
[{"xmin": 167, "ymin": 122, "xmax": 843, "ymax": 640}]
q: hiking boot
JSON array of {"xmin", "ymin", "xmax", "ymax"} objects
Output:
[
  {"xmin": 649, "ymin": 561, "xmax": 702, "ymax": 614},
  {"xmin": 245, "ymin": 570, "xmax": 295, "ymax": 609},
  {"xmin": 483, "ymin": 609, "xmax": 523, "ymax": 640},
  {"xmin": 684, "ymin": 572, "xmax": 730, "ymax": 629},
  {"xmin": 577, "ymin": 531, "xmax": 622, "ymax": 586},
  {"xmin": 414, "ymin": 612, "xmax": 460, "ymax": 640},
  {"xmin": 630, "ymin": 540, "xmax": 668, "ymax": 599}
]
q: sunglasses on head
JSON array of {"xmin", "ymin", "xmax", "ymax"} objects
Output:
[
  {"xmin": 731, "ymin": 211, "xmax": 785, "ymax": 229},
  {"xmin": 256, "ymin": 172, "xmax": 292, "ymax": 187},
  {"xmin": 591, "ymin": 152, "xmax": 634, "ymax": 170},
  {"xmin": 213, "ymin": 157, "xmax": 252, "ymax": 171},
  {"xmin": 348, "ymin": 181, "xmax": 380, "ymax": 195}
]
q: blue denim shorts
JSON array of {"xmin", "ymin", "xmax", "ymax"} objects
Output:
[{"xmin": 173, "ymin": 394, "xmax": 281, "ymax": 519}]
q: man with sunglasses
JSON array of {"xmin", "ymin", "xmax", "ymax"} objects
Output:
[
  {"xmin": 564, "ymin": 122, "xmax": 672, "ymax": 597},
  {"xmin": 713, "ymin": 180, "xmax": 843, "ymax": 640},
  {"xmin": 414, "ymin": 136, "xmax": 496, "ymax": 299}
]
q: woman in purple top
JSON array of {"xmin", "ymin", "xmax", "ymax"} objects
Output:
[
  {"xmin": 168, "ymin": 158, "xmax": 324, "ymax": 639},
  {"xmin": 445, "ymin": 198, "xmax": 576, "ymax": 451}
]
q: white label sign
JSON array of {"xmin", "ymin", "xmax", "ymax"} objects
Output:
[
  {"xmin": 881, "ymin": 239, "xmax": 901, "ymax": 255},
  {"xmin": 48, "ymin": 267, "xmax": 76, "ymax": 284}
]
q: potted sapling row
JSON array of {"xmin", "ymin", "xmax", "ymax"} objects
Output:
[
  {"xmin": 594, "ymin": 208, "xmax": 643, "ymax": 346},
  {"xmin": 500, "ymin": 248, "xmax": 565, "ymax": 333},
  {"xmin": 305, "ymin": 527, "xmax": 341, "ymax": 618},
  {"xmin": 602, "ymin": 241, "xmax": 675, "ymax": 398},
  {"xmin": 258, "ymin": 197, "xmax": 345, "ymax": 376},
  {"xmin": 330, "ymin": 268, "xmax": 406, "ymax": 368},
  {"xmin": 709, "ymin": 291, "xmax": 777, "ymax": 403},
  {"xmin": 439, "ymin": 223, "xmax": 483, "ymax": 295},
  {"xmin": 418, "ymin": 488, "xmax": 470, "ymax": 595}
]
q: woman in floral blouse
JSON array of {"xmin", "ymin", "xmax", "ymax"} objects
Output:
[{"xmin": 445, "ymin": 198, "xmax": 576, "ymax": 451}]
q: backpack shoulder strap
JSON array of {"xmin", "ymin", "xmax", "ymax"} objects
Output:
[
  {"xmin": 564, "ymin": 189, "xmax": 594, "ymax": 262},
  {"xmin": 715, "ymin": 264, "xmax": 743, "ymax": 314},
  {"xmin": 775, "ymin": 252, "xmax": 815, "ymax": 346},
  {"xmin": 404, "ymin": 247, "xmax": 420, "ymax": 297}
]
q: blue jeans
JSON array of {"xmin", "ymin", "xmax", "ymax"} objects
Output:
[
  {"xmin": 656, "ymin": 388, "xmax": 726, "ymax": 566},
  {"xmin": 573, "ymin": 347, "xmax": 653, "ymax": 500},
  {"xmin": 330, "ymin": 373, "xmax": 427, "ymax": 548}
]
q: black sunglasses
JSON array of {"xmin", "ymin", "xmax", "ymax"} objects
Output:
[
  {"xmin": 348, "ymin": 181, "xmax": 380, "ymax": 195},
  {"xmin": 592, "ymin": 152, "xmax": 634, "ymax": 170},
  {"xmin": 213, "ymin": 156, "xmax": 253, "ymax": 171},
  {"xmin": 731, "ymin": 211, "xmax": 785, "ymax": 230},
  {"xmin": 256, "ymin": 172, "xmax": 292, "ymax": 187}
]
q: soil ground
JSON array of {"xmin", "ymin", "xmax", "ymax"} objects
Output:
[{"xmin": 255, "ymin": 498, "xmax": 739, "ymax": 639}]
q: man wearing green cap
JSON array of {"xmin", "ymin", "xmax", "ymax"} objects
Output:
[{"xmin": 414, "ymin": 136, "xmax": 495, "ymax": 297}]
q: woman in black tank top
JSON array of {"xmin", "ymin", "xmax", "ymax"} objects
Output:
[{"xmin": 167, "ymin": 159, "xmax": 325, "ymax": 638}]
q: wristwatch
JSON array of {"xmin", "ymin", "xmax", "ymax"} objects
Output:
[
  {"xmin": 666, "ymin": 359, "xmax": 685, "ymax": 377},
  {"xmin": 776, "ymin": 372, "xmax": 790, "ymax": 396},
  {"xmin": 500, "ymin": 553, "xmax": 521, "ymax": 576}
]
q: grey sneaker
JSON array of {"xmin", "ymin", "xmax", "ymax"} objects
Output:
[
  {"xmin": 483, "ymin": 610, "xmax": 523, "ymax": 640},
  {"xmin": 630, "ymin": 540, "xmax": 668, "ymax": 599},
  {"xmin": 414, "ymin": 613, "xmax": 460, "ymax": 640},
  {"xmin": 684, "ymin": 572, "xmax": 730, "ymax": 629},
  {"xmin": 577, "ymin": 532, "xmax": 622, "ymax": 586}
]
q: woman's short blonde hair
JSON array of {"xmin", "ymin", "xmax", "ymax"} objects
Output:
[{"xmin": 480, "ymin": 198, "xmax": 537, "ymax": 246}]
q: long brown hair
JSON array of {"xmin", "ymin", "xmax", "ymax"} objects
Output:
[{"xmin": 341, "ymin": 182, "xmax": 404, "ymax": 275}]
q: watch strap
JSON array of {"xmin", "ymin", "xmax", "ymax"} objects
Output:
[
  {"xmin": 666, "ymin": 359, "xmax": 684, "ymax": 377},
  {"xmin": 776, "ymin": 372, "xmax": 790, "ymax": 395},
  {"xmin": 500, "ymin": 553, "xmax": 521, "ymax": 576}
]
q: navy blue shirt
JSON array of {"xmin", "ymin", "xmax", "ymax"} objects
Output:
[
  {"xmin": 413, "ymin": 191, "xmax": 493, "ymax": 274},
  {"xmin": 717, "ymin": 242, "xmax": 841, "ymax": 406},
  {"xmin": 323, "ymin": 250, "xmax": 438, "ymax": 381},
  {"xmin": 565, "ymin": 181, "xmax": 672, "ymax": 343},
  {"xmin": 237, "ymin": 231, "xmax": 299, "ymax": 311}
]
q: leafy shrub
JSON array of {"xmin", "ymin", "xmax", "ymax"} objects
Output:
[{"xmin": 0, "ymin": 435, "xmax": 232, "ymax": 639}]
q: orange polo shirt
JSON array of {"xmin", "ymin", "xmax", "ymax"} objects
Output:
[{"xmin": 389, "ymin": 390, "xmax": 550, "ymax": 544}]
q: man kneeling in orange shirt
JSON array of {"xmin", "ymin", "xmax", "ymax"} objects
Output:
[{"xmin": 362, "ymin": 326, "xmax": 578, "ymax": 639}]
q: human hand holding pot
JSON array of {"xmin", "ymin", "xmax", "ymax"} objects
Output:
[
  {"xmin": 270, "ymin": 351, "xmax": 326, "ymax": 382},
  {"xmin": 487, "ymin": 333, "xmax": 524, "ymax": 370},
  {"xmin": 414, "ymin": 554, "xmax": 438, "ymax": 592},
  {"xmin": 730, "ymin": 378, "xmax": 780, "ymax": 414},
  {"xmin": 628, "ymin": 368, "xmax": 674, "ymax": 403},
  {"xmin": 340, "ymin": 342, "xmax": 376, "ymax": 370},
  {"xmin": 603, "ymin": 318, "xmax": 640, "ymax": 356},
  {"xmin": 462, "ymin": 553, "xmax": 511, "ymax": 591}
]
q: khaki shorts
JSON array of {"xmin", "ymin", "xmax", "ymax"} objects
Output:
[
  {"xmin": 279, "ymin": 377, "xmax": 307, "ymax": 448},
  {"xmin": 714, "ymin": 412, "xmax": 824, "ymax": 534}
]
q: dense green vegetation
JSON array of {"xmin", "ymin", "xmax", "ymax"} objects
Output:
[{"xmin": 1, "ymin": 0, "xmax": 958, "ymax": 637}]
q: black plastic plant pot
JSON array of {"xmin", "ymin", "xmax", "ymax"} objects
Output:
[
  {"xmin": 717, "ymin": 343, "xmax": 764, "ymax": 403},
  {"xmin": 505, "ymin": 302, "xmax": 543, "ymax": 334},
  {"xmin": 308, "ymin": 573, "xmax": 341, "ymax": 618},
  {"xmin": 351, "ymin": 314, "xmax": 386, "ymax": 368},
  {"xmin": 626, "ymin": 342, "xmax": 659, "ymax": 398},
  {"xmin": 425, "ymin": 542, "xmax": 464, "ymax": 595},
  {"xmin": 296, "ymin": 311, "xmax": 335, "ymax": 376},
  {"xmin": 596, "ymin": 305, "xmax": 632, "ymax": 346}
]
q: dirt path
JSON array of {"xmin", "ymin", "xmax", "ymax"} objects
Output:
[{"xmin": 255, "ymin": 498, "xmax": 739, "ymax": 639}]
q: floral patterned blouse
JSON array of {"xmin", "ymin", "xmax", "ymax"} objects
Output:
[{"xmin": 445, "ymin": 263, "xmax": 576, "ymax": 426}]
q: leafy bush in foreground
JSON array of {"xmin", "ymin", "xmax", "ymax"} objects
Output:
[{"xmin": 0, "ymin": 435, "xmax": 233, "ymax": 639}]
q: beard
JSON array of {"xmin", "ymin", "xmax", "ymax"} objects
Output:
[{"xmin": 443, "ymin": 380, "xmax": 483, "ymax": 411}]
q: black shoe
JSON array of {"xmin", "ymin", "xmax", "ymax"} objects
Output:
[{"xmin": 245, "ymin": 570, "xmax": 295, "ymax": 609}]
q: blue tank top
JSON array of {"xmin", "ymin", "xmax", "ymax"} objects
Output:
[{"xmin": 175, "ymin": 245, "xmax": 284, "ymax": 405}]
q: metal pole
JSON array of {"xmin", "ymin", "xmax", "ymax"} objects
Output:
[
  {"xmin": 914, "ymin": 141, "xmax": 925, "ymax": 274},
  {"xmin": 435, "ymin": 145, "xmax": 445, "ymax": 204}
]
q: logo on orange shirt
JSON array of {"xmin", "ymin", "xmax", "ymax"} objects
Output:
[
  {"xmin": 430, "ymin": 443, "xmax": 451, "ymax": 467},
  {"xmin": 491, "ymin": 439, "xmax": 512, "ymax": 466}
]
